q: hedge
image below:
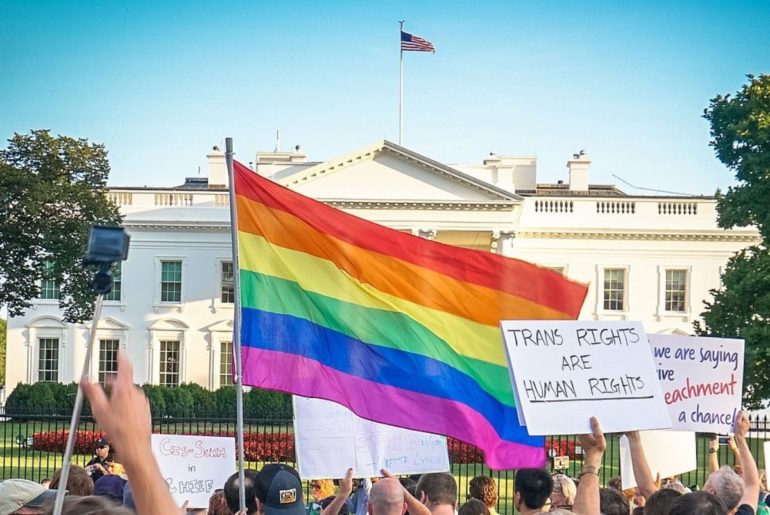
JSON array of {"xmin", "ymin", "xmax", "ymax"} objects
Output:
[{"xmin": 5, "ymin": 382, "xmax": 292, "ymax": 419}]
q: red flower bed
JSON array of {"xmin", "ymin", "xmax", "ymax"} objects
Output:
[
  {"xmin": 546, "ymin": 438, "xmax": 580, "ymax": 459},
  {"xmin": 33, "ymin": 430, "xmax": 494, "ymax": 464},
  {"xmin": 32, "ymin": 430, "xmax": 106, "ymax": 454},
  {"xmin": 446, "ymin": 437, "xmax": 485, "ymax": 463}
]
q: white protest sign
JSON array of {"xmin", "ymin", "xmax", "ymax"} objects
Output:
[
  {"xmin": 501, "ymin": 320, "xmax": 671, "ymax": 435},
  {"xmin": 648, "ymin": 335, "xmax": 744, "ymax": 433},
  {"xmin": 620, "ymin": 430, "xmax": 697, "ymax": 489},
  {"xmin": 293, "ymin": 396, "xmax": 450, "ymax": 479},
  {"xmin": 150, "ymin": 434, "xmax": 235, "ymax": 509}
]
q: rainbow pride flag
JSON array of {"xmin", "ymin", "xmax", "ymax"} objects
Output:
[{"xmin": 233, "ymin": 160, "xmax": 588, "ymax": 469}]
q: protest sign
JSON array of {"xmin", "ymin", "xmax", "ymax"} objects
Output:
[
  {"xmin": 501, "ymin": 320, "xmax": 670, "ymax": 435},
  {"xmin": 151, "ymin": 434, "xmax": 235, "ymax": 508},
  {"xmin": 293, "ymin": 396, "xmax": 450, "ymax": 479},
  {"xmin": 620, "ymin": 430, "xmax": 697, "ymax": 489},
  {"xmin": 648, "ymin": 335, "xmax": 744, "ymax": 433}
]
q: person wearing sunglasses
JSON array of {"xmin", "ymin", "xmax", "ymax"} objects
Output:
[
  {"xmin": 85, "ymin": 437, "xmax": 115, "ymax": 482},
  {"xmin": 308, "ymin": 479, "xmax": 336, "ymax": 515}
]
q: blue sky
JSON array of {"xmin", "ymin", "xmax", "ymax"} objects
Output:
[{"xmin": 1, "ymin": 1, "xmax": 768, "ymax": 194}]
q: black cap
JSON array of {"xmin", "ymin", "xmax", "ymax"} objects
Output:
[
  {"xmin": 255, "ymin": 464, "xmax": 305, "ymax": 515},
  {"xmin": 95, "ymin": 437, "xmax": 109, "ymax": 447}
]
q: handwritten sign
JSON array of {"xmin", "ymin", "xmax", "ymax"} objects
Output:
[
  {"xmin": 293, "ymin": 396, "xmax": 450, "ymax": 479},
  {"xmin": 619, "ymin": 430, "xmax": 696, "ymax": 488},
  {"xmin": 501, "ymin": 320, "xmax": 671, "ymax": 435},
  {"xmin": 151, "ymin": 434, "xmax": 235, "ymax": 508},
  {"xmin": 648, "ymin": 335, "xmax": 744, "ymax": 433}
]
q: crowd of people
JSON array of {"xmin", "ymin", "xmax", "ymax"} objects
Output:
[{"xmin": 0, "ymin": 353, "xmax": 765, "ymax": 515}]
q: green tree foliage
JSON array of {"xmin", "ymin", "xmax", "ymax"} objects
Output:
[
  {"xmin": 699, "ymin": 74, "xmax": 770, "ymax": 407},
  {"xmin": 0, "ymin": 130, "xmax": 122, "ymax": 322},
  {"xmin": 704, "ymin": 74, "xmax": 770, "ymax": 239}
]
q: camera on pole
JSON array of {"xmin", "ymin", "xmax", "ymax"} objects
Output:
[
  {"xmin": 52, "ymin": 224, "xmax": 130, "ymax": 515},
  {"xmin": 83, "ymin": 225, "xmax": 131, "ymax": 295}
]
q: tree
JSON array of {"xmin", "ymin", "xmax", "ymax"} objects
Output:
[
  {"xmin": 0, "ymin": 130, "xmax": 122, "ymax": 322},
  {"xmin": 698, "ymin": 74, "xmax": 770, "ymax": 408},
  {"xmin": 704, "ymin": 74, "xmax": 770, "ymax": 241}
]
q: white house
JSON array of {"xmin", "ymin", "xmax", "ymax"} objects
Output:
[{"xmin": 4, "ymin": 140, "xmax": 759, "ymax": 394}]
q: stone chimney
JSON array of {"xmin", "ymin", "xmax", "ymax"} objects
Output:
[
  {"xmin": 482, "ymin": 154, "xmax": 537, "ymax": 193},
  {"xmin": 567, "ymin": 151, "xmax": 590, "ymax": 192},
  {"xmin": 207, "ymin": 146, "xmax": 227, "ymax": 188}
]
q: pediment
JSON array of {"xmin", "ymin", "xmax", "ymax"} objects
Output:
[
  {"xmin": 148, "ymin": 318, "xmax": 189, "ymax": 331},
  {"xmin": 654, "ymin": 328, "xmax": 692, "ymax": 336},
  {"xmin": 206, "ymin": 319, "xmax": 234, "ymax": 333},
  {"xmin": 96, "ymin": 317, "xmax": 129, "ymax": 331},
  {"xmin": 276, "ymin": 140, "xmax": 520, "ymax": 204},
  {"xmin": 27, "ymin": 316, "xmax": 66, "ymax": 329}
]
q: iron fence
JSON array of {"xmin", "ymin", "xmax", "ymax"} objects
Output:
[{"xmin": 1, "ymin": 413, "xmax": 768, "ymax": 514}]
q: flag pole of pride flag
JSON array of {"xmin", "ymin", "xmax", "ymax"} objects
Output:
[{"xmin": 232, "ymin": 160, "xmax": 588, "ymax": 469}]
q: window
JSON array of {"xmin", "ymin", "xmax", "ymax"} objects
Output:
[
  {"xmin": 220, "ymin": 341, "xmax": 233, "ymax": 386},
  {"xmin": 103, "ymin": 262, "xmax": 122, "ymax": 302},
  {"xmin": 220, "ymin": 262, "xmax": 234, "ymax": 304},
  {"xmin": 603, "ymin": 269, "xmax": 626, "ymax": 311},
  {"xmin": 665, "ymin": 269, "xmax": 688, "ymax": 312},
  {"xmin": 159, "ymin": 340, "xmax": 181, "ymax": 386},
  {"xmin": 98, "ymin": 339, "xmax": 120, "ymax": 385},
  {"xmin": 40, "ymin": 261, "xmax": 60, "ymax": 300},
  {"xmin": 160, "ymin": 261, "xmax": 182, "ymax": 303},
  {"xmin": 38, "ymin": 338, "xmax": 59, "ymax": 382}
]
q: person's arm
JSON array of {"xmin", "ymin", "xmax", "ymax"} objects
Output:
[
  {"xmin": 734, "ymin": 411, "xmax": 759, "ymax": 511},
  {"xmin": 380, "ymin": 469, "xmax": 431, "ymax": 515},
  {"xmin": 81, "ymin": 352, "xmax": 181, "ymax": 515},
  {"xmin": 625, "ymin": 431, "xmax": 658, "ymax": 500},
  {"xmin": 321, "ymin": 468, "xmax": 354, "ymax": 515},
  {"xmin": 708, "ymin": 433, "xmax": 720, "ymax": 473},
  {"xmin": 573, "ymin": 417, "xmax": 606, "ymax": 515},
  {"xmin": 729, "ymin": 436, "xmax": 744, "ymax": 475}
]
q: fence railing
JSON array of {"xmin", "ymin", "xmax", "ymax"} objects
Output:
[{"xmin": 1, "ymin": 413, "xmax": 768, "ymax": 514}]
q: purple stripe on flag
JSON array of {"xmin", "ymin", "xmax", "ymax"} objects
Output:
[{"xmin": 242, "ymin": 346, "xmax": 546, "ymax": 470}]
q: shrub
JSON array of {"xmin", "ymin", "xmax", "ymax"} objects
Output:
[
  {"xmin": 181, "ymin": 383, "xmax": 215, "ymax": 415},
  {"xmin": 245, "ymin": 388, "xmax": 292, "ymax": 419},
  {"xmin": 141, "ymin": 384, "xmax": 167, "ymax": 417},
  {"xmin": 161, "ymin": 387, "xmax": 195, "ymax": 417},
  {"xmin": 5, "ymin": 382, "xmax": 57, "ymax": 416},
  {"xmin": 214, "ymin": 386, "xmax": 237, "ymax": 418},
  {"xmin": 7, "ymin": 381, "xmax": 294, "ymax": 419}
]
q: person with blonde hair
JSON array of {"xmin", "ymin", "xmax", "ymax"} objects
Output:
[
  {"xmin": 308, "ymin": 479, "xmax": 338, "ymax": 515},
  {"xmin": 550, "ymin": 474, "xmax": 576, "ymax": 511}
]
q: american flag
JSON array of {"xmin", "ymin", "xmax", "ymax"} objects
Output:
[{"xmin": 401, "ymin": 30, "xmax": 435, "ymax": 53}]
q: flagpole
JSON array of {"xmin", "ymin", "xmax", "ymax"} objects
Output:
[
  {"xmin": 226, "ymin": 137, "xmax": 247, "ymax": 514},
  {"xmin": 399, "ymin": 20, "xmax": 404, "ymax": 145}
]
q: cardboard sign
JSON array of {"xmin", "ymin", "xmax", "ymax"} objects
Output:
[
  {"xmin": 620, "ymin": 430, "xmax": 697, "ymax": 489},
  {"xmin": 151, "ymin": 434, "xmax": 235, "ymax": 508},
  {"xmin": 648, "ymin": 335, "xmax": 744, "ymax": 433},
  {"xmin": 293, "ymin": 396, "xmax": 450, "ymax": 479},
  {"xmin": 501, "ymin": 320, "xmax": 671, "ymax": 435}
]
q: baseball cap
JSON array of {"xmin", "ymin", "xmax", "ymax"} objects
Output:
[
  {"xmin": 0, "ymin": 478, "xmax": 60, "ymax": 515},
  {"xmin": 255, "ymin": 464, "xmax": 305, "ymax": 515},
  {"xmin": 94, "ymin": 437, "xmax": 109, "ymax": 447}
]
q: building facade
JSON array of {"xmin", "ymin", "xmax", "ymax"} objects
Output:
[{"xmin": 4, "ymin": 141, "xmax": 759, "ymax": 394}]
